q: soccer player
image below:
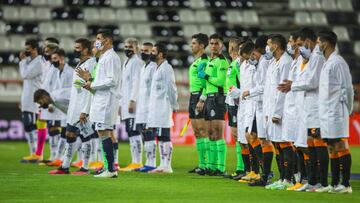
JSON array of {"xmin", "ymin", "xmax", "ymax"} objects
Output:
[
  {"xmin": 82, "ymin": 29, "xmax": 121, "ymax": 178},
  {"xmin": 197, "ymin": 33, "xmax": 229, "ymax": 176},
  {"xmin": 134, "ymin": 42, "xmax": 157, "ymax": 172},
  {"xmin": 224, "ymin": 37, "xmax": 246, "ymax": 180},
  {"xmin": 318, "ymin": 30, "xmax": 354, "ymax": 194},
  {"xmin": 48, "ymin": 38, "xmax": 97, "ymax": 175},
  {"xmin": 119, "ymin": 38, "xmax": 144, "ymax": 172},
  {"xmin": 187, "ymin": 33, "xmax": 210, "ymax": 175},
  {"xmin": 285, "ymin": 28, "xmax": 328, "ymax": 192},
  {"xmin": 261, "ymin": 34, "xmax": 293, "ymax": 190},
  {"xmin": 19, "ymin": 39, "xmax": 43, "ymax": 162},
  {"xmin": 147, "ymin": 43, "xmax": 178, "ymax": 173}
]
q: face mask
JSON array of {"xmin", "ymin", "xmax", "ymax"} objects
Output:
[
  {"xmin": 314, "ymin": 44, "xmax": 324, "ymax": 56},
  {"xmin": 299, "ymin": 46, "xmax": 311, "ymax": 59},
  {"xmin": 249, "ymin": 58, "xmax": 258, "ymax": 66},
  {"xmin": 264, "ymin": 45, "xmax": 273, "ymax": 60},
  {"xmin": 149, "ymin": 54, "xmax": 157, "ymax": 62},
  {"xmin": 40, "ymin": 103, "xmax": 49, "ymax": 109},
  {"xmin": 43, "ymin": 54, "xmax": 51, "ymax": 61},
  {"xmin": 52, "ymin": 61, "xmax": 60, "ymax": 68},
  {"xmin": 95, "ymin": 40, "xmax": 104, "ymax": 50},
  {"xmin": 286, "ymin": 43, "xmax": 295, "ymax": 56},
  {"xmin": 25, "ymin": 51, "xmax": 31, "ymax": 57},
  {"xmin": 124, "ymin": 49, "xmax": 134, "ymax": 58},
  {"xmin": 73, "ymin": 50, "xmax": 81, "ymax": 59},
  {"xmin": 95, "ymin": 57, "xmax": 99, "ymax": 62},
  {"xmin": 141, "ymin": 53, "xmax": 150, "ymax": 61}
]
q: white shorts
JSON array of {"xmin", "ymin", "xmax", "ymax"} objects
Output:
[
  {"xmin": 294, "ymin": 123, "xmax": 307, "ymax": 148},
  {"xmin": 237, "ymin": 110, "xmax": 248, "ymax": 144},
  {"xmin": 94, "ymin": 123, "xmax": 114, "ymax": 131}
]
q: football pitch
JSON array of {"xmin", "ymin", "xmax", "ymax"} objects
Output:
[{"xmin": 0, "ymin": 142, "xmax": 359, "ymax": 203}]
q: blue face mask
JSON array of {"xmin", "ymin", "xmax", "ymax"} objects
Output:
[
  {"xmin": 264, "ymin": 45, "xmax": 273, "ymax": 60},
  {"xmin": 299, "ymin": 46, "xmax": 311, "ymax": 59},
  {"xmin": 314, "ymin": 44, "xmax": 323, "ymax": 56},
  {"xmin": 249, "ymin": 58, "xmax": 258, "ymax": 66},
  {"xmin": 286, "ymin": 43, "xmax": 295, "ymax": 56},
  {"xmin": 95, "ymin": 40, "xmax": 104, "ymax": 50}
]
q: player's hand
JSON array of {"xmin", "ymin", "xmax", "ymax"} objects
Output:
[
  {"xmin": 242, "ymin": 90, "xmax": 250, "ymax": 100},
  {"xmin": 228, "ymin": 86, "xmax": 241, "ymax": 99},
  {"xmin": 48, "ymin": 106, "xmax": 54, "ymax": 113},
  {"xmin": 277, "ymin": 80, "xmax": 292, "ymax": 93},
  {"xmin": 128, "ymin": 100, "xmax": 136, "ymax": 113},
  {"xmin": 196, "ymin": 100, "xmax": 205, "ymax": 112},
  {"xmin": 82, "ymin": 81, "xmax": 91, "ymax": 90},
  {"xmin": 19, "ymin": 51, "xmax": 26, "ymax": 60},
  {"xmin": 272, "ymin": 117, "xmax": 281, "ymax": 124},
  {"xmin": 79, "ymin": 113, "xmax": 87, "ymax": 124},
  {"xmin": 75, "ymin": 68, "xmax": 92, "ymax": 81}
]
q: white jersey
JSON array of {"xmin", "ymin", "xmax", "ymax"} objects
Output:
[
  {"xmin": 147, "ymin": 60, "xmax": 178, "ymax": 128},
  {"xmin": 319, "ymin": 51, "xmax": 354, "ymax": 139},
  {"xmin": 19, "ymin": 56, "xmax": 43, "ymax": 113},
  {"xmin": 89, "ymin": 48, "xmax": 122, "ymax": 126},
  {"xmin": 281, "ymin": 55, "xmax": 302, "ymax": 142},
  {"xmin": 247, "ymin": 55, "xmax": 270, "ymax": 139},
  {"xmin": 120, "ymin": 54, "xmax": 143, "ymax": 120},
  {"xmin": 135, "ymin": 61, "xmax": 156, "ymax": 124},
  {"xmin": 66, "ymin": 57, "xmax": 97, "ymax": 125},
  {"xmin": 40, "ymin": 64, "xmax": 73, "ymax": 121},
  {"xmin": 263, "ymin": 52, "xmax": 292, "ymax": 142}
]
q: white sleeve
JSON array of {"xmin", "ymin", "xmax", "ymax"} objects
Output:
[
  {"xmin": 19, "ymin": 58, "xmax": 42, "ymax": 79},
  {"xmin": 337, "ymin": 63, "xmax": 354, "ymax": 114},
  {"xmin": 272, "ymin": 61, "xmax": 291, "ymax": 119},
  {"xmin": 129, "ymin": 59, "xmax": 142, "ymax": 102},
  {"xmin": 165, "ymin": 66, "xmax": 178, "ymax": 110},
  {"xmin": 248, "ymin": 64, "xmax": 267, "ymax": 98},
  {"xmin": 91, "ymin": 57, "xmax": 117, "ymax": 90}
]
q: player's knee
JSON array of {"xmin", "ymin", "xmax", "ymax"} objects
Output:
[
  {"xmin": 48, "ymin": 128, "xmax": 61, "ymax": 136},
  {"xmin": 66, "ymin": 131, "xmax": 77, "ymax": 139}
]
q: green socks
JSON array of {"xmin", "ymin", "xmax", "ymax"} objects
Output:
[
  {"xmin": 195, "ymin": 138, "xmax": 207, "ymax": 169},
  {"xmin": 209, "ymin": 140, "xmax": 218, "ymax": 171},
  {"xmin": 236, "ymin": 142, "xmax": 245, "ymax": 171},
  {"xmin": 216, "ymin": 139, "xmax": 227, "ymax": 172}
]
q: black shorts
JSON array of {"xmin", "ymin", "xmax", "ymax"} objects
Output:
[
  {"xmin": 124, "ymin": 118, "xmax": 141, "ymax": 136},
  {"xmin": 136, "ymin": 123, "xmax": 148, "ymax": 132},
  {"xmin": 226, "ymin": 105, "xmax": 238, "ymax": 127},
  {"xmin": 47, "ymin": 120, "xmax": 61, "ymax": 128},
  {"xmin": 246, "ymin": 117, "xmax": 257, "ymax": 134},
  {"xmin": 307, "ymin": 128, "xmax": 321, "ymax": 138},
  {"xmin": 204, "ymin": 94, "xmax": 226, "ymax": 121},
  {"xmin": 21, "ymin": 111, "xmax": 37, "ymax": 132},
  {"xmin": 188, "ymin": 92, "xmax": 204, "ymax": 119},
  {"xmin": 153, "ymin": 127, "xmax": 171, "ymax": 142},
  {"xmin": 66, "ymin": 124, "xmax": 80, "ymax": 134}
]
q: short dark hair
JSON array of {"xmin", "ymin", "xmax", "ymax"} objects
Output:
[
  {"xmin": 255, "ymin": 35, "xmax": 268, "ymax": 53},
  {"xmin": 45, "ymin": 37, "xmax": 59, "ymax": 45},
  {"xmin": 209, "ymin": 33, "xmax": 223, "ymax": 42},
  {"xmin": 52, "ymin": 48, "xmax": 66, "ymax": 57},
  {"xmin": 75, "ymin": 38, "xmax": 92, "ymax": 54},
  {"xmin": 317, "ymin": 30, "xmax": 337, "ymax": 47},
  {"xmin": 143, "ymin": 42, "xmax": 153, "ymax": 47},
  {"xmin": 97, "ymin": 29, "xmax": 113, "ymax": 41},
  {"xmin": 25, "ymin": 39, "xmax": 39, "ymax": 50},
  {"xmin": 268, "ymin": 34, "xmax": 287, "ymax": 51},
  {"xmin": 33, "ymin": 89, "xmax": 50, "ymax": 103},
  {"xmin": 192, "ymin": 33, "xmax": 209, "ymax": 48},
  {"xmin": 289, "ymin": 31, "xmax": 300, "ymax": 40},
  {"xmin": 154, "ymin": 43, "xmax": 168, "ymax": 58},
  {"xmin": 240, "ymin": 40, "xmax": 255, "ymax": 55},
  {"xmin": 298, "ymin": 28, "xmax": 316, "ymax": 42}
]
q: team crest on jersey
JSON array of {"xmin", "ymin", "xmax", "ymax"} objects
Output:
[
  {"xmin": 233, "ymin": 116, "xmax": 237, "ymax": 123},
  {"xmin": 210, "ymin": 110, "xmax": 216, "ymax": 117},
  {"xmin": 227, "ymin": 68, "xmax": 232, "ymax": 76}
]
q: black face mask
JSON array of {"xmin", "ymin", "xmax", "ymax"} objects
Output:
[
  {"xmin": 43, "ymin": 54, "xmax": 51, "ymax": 61},
  {"xmin": 149, "ymin": 54, "xmax": 157, "ymax": 62},
  {"xmin": 140, "ymin": 53, "xmax": 151, "ymax": 61},
  {"xmin": 52, "ymin": 61, "xmax": 60, "ymax": 68},
  {"xmin": 25, "ymin": 51, "xmax": 31, "ymax": 57},
  {"xmin": 95, "ymin": 57, "xmax": 99, "ymax": 62},
  {"xmin": 124, "ymin": 49, "xmax": 134, "ymax": 58},
  {"xmin": 40, "ymin": 103, "xmax": 49, "ymax": 109},
  {"xmin": 73, "ymin": 50, "xmax": 81, "ymax": 59}
]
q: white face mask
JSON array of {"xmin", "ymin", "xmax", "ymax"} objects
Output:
[
  {"xmin": 249, "ymin": 58, "xmax": 258, "ymax": 66},
  {"xmin": 314, "ymin": 44, "xmax": 323, "ymax": 56},
  {"xmin": 264, "ymin": 45, "xmax": 273, "ymax": 60},
  {"xmin": 95, "ymin": 40, "xmax": 104, "ymax": 51},
  {"xmin": 286, "ymin": 43, "xmax": 295, "ymax": 55},
  {"xmin": 299, "ymin": 46, "xmax": 311, "ymax": 59}
]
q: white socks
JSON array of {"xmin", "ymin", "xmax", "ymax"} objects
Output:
[
  {"xmin": 25, "ymin": 130, "xmax": 37, "ymax": 155},
  {"xmin": 97, "ymin": 138, "xmax": 103, "ymax": 161},
  {"xmin": 55, "ymin": 137, "xmax": 66, "ymax": 160},
  {"xmin": 62, "ymin": 141, "xmax": 76, "ymax": 168},
  {"xmin": 49, "ymin": 134, "xmax": 60, "ymax": 161},
  {"xmin": 129, "ymin": 135, "xmax": 143, "ymax": 164},
  {"xmin": 144, "ymin": 140, "xmax": 156, "ymax": 167},
  {"xmin": 75, "ymin": 137, "xmax": 82, "ymax": 162},
  {"xmin": 162, "ymin": 141, "xmax": 173, "ymax": 169},
  {"xmin": 81, "ymin": 140, "xmax": 91, "ymax": 169}
]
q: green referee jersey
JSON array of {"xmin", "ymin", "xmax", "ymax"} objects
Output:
[
  {"xmin": 225, "ymin": 59, "xmax": 241, "ymax": 93},
  {"xmin": 189, "ymin": 53, "xmax": 209, "ymax": 93},
  {"xmin": 204, "ymin": 54, "xmax": 229, "ymax": 95}
]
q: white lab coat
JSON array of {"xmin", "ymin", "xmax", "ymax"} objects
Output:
[
  {"xmin": 120, "ymin": 54, "xmax": 143, "ymax": 120},
  {"xmin": 147, "ymin": 60, "xmax": 178, "ymax": 128},
  {"xmin": 319, "ymin": 51, "xmax": 354, "ymax": 139},
  {"xmin": 246, "ymin": 55, "xmax": 270, "ymax": 138},
  {"xmin": 135, "ymin": 61, "xmax": 156, "ymax": 124},
  {"xmin": 66, "ymin": 57, "xmax": 97, "ymax": 125},
  {"xmin": 263, "ymin": 53, "xmax": 292, "ymax": 142},
  {"xmin": 291, "ymin": 50, "xmax": 325, "ymax": 129},
  {"xmin": 281, "ymin": 56, "xmax": 302, "ymax": 142},
  {"xmin": 89, "ymin": 48, "xmax": 122, "ymax": 126},
  {"xmin": 19, "ymin": 56, "xmax": 43, "ymax": 113},
  {"xmin": 40, "ymin": 63, "xmax": 73, "ymax": 121}
]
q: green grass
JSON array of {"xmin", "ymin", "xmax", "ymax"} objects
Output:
[{"xmin": 0, "ymin": 142, "xmax": 359, "ymax": 203}]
